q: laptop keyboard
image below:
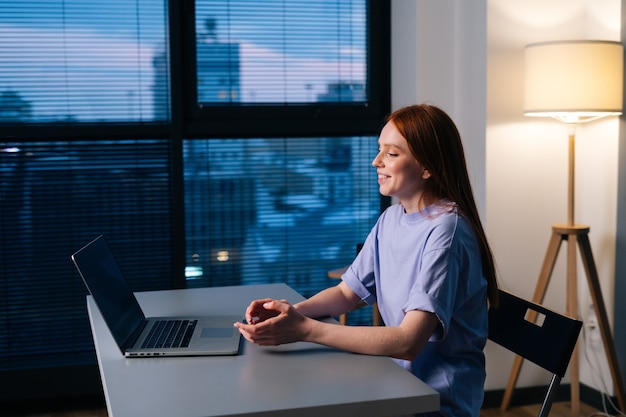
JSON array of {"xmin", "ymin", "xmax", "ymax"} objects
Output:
[{"xmin": 141, "ymin": 319, "xmax": 197, "ymax": 349}]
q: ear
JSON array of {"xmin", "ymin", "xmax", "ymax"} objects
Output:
[{"xmin": 422, "ymin": 169, "xmax": 432, "ymax": 180}]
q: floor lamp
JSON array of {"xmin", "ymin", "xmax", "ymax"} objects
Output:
[{"xmin": 500, "ymin": 40, "xmax": 626, "ymax": 417}]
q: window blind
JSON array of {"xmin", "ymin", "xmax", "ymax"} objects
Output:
[
  {"xmin": 0, "ymin": 140, "xmax": 174, "ymax": 373},
  {"xmin": 194, "ymin": 0, "xmax": 367, "ymax": 104},
  {"xmin": 184, "ymin": 0, "xmax": 387, "ymax": 138},
  {"xmin": 0, "ymin": 0, "xmax": 169, "ymax": 123},
  {"xmin": 183, "ymin": 136, "xmax": 380, "ymax": 303}
]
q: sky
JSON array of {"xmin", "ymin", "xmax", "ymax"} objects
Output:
[{"xmin": 0, "ymin": 0, "xmax": 367, "ymax": 121}]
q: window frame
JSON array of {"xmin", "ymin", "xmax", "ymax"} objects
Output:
[{"xmin": 177, "ymin": 0, "xmax": 391, "ymax": 138}]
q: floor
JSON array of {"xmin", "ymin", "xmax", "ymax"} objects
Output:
[
  {"xmin": 6, "ymin": 401, "xmax": 605, "ymax": 417},
  {"xmin": 480, "ymin": 401, "xmax": 606, "ymax": 417}
]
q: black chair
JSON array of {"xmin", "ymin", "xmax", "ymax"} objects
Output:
[{"xmin": 488, "ymin": 289, "xmax": 583, "ymax": 417}]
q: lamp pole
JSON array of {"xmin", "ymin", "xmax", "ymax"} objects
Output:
[{"xmin": 567, "ymin": 126, "xmax": 575, "ymax": 226}]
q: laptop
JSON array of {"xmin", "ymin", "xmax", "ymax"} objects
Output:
[{"xmin": 71, "ymin": 235, "xmax": 242, "ymax": 357}]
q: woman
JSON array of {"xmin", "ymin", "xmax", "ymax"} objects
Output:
[{"xmin": 235, "ymin": 104, "xmax": 498, "ymax": 417}]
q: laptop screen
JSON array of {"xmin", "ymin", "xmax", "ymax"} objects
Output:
[{"xmin": 72, "ymin": 236, "xmax": 146, "ymax": 351}]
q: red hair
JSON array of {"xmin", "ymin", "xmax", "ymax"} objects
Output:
[{"xmin": 387, "ymin": 104, "xmax": 499, "ymax": 306}]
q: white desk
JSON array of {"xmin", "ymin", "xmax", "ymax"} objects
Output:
[{"xmin": 87, "ymin": 283, "xmax": 439, "ymax": 417}]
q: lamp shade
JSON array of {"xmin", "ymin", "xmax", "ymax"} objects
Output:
[{"xmin": 524, "ymin": 40, "xmax": 624, "ymax": 122}]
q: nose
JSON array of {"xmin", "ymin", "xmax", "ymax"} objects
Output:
[{"xmin": 372, "ymin": 151, "xmax": 383, "ymax": 168}]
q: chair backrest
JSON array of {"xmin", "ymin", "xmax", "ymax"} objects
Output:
[
  {"xmin": 488, "ymin": 289, "xmax": 582, "ymax": 417},
  {"xmin": 489, "ymin": 289, "xmax": 582, "ymax": 377}
]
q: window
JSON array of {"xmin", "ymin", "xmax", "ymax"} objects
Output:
[
  {"xmin": 181, "ymin": 0, "xmax": 388, "ymax": 301},
  {"xmin": 0, "ymin": 1, "xmax": 169, "ymax": 123},
  {"xmin": 183, "ymin": 136, "xmax": 381, "ymax": 301},
  {"xmin": 0, "ymin": 0, "xmax": 390, "ymax": 404},
  {"xmin": 0, "ymin": 139, "xmax": 175, "ymax": 402},
  {"xmin": 193, "ymin": 1, "xmax": 366, "ymax": 105},
  {"xmin": 182, "ymin": 0, "xmax": 390, "ymax": 136}
]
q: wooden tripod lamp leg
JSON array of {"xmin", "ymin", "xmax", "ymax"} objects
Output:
[
  {"xmin": 500, "ymin": 355, "xmax": 523, "ymax": 411},
  {"xmin": 577, "ymin": 233, "xmax": 626, "ymax": 412},
  {"xmin": 500, "ymin": 230, "xmax": 564, "ymax": 411},
  {"xmin": 566, "ymin": 233, "xmax": 580, "ymax": 417}
]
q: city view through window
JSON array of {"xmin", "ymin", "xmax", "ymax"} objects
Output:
[
  {"xmin": 184, "ymin": 1, "xmax": 380, "ymax": 309},
  {"xmin": 183, "ymin": 136, "xmax": 380, "ymax": 305}
]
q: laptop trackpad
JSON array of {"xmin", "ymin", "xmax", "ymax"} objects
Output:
[{"xmin": 201, "ymin": 327, "xmax": 235, "ymax": 338}]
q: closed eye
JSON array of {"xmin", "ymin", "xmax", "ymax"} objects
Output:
[{"xmin": 377, "ymin": 148, "xmax": 399, "ymax": 158}]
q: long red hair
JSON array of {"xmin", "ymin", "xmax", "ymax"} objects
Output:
[{"xmin": 387, "ymin": 104, "xmax": 499, "ymax": 306}]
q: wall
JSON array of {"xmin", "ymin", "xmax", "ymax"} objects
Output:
[
  {"xmin": 392, "ymin": 0, "xmax": 622, "ymax": 395},
  {"xmin": 391, "ymin": 0, "xmax": 487, "ymax": 217}
]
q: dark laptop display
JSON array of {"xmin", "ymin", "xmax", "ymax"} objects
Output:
[{"xmin": 72, "ymin": 235, "xmax": 241, "ymax": 357}]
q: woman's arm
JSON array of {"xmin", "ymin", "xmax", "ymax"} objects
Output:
[
  {"xmin": 235, "ymin": 284, "xmax": 439, "ymax": 361},
  {"xmin": 302, "ymin": 308, "xmax": 438, "ymax": 361},
  {"xmin": 293, "ymin": 281, "xmax": 363, "ymax": 318}
]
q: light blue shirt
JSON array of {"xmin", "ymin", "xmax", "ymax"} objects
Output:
[{"xmin": 342, "ymin": 201, "xmax": 488, "ymax": 417}]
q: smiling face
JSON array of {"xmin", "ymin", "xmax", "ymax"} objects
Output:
[{"xmin": 372, "ymin": 121, "xmax": 431, "ymax": 213}]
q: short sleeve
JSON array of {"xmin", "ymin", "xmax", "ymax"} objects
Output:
[{"xmin": 340, "ymin": 223, "xmax": 379, "ymax": 305}]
